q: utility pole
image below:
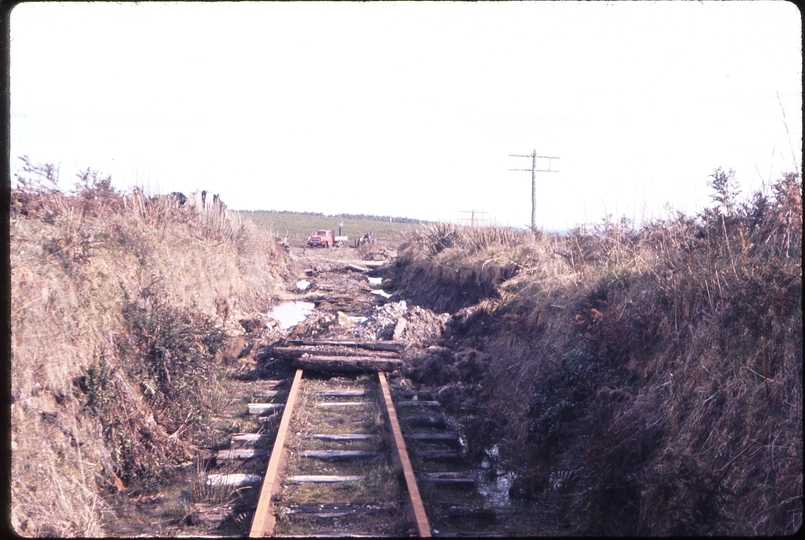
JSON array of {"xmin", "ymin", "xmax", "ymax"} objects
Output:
[
  {"xmin": 509, "ymin": 149, "xmax": 560, "ymax": 234},
  {"xmin": 459, "ymin": 210, "xmax": 488, "ymax": 227}
]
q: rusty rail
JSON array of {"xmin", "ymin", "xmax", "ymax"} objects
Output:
[
  {"xmin": 249, "ymin": 368, "xmax": 304, "ymax": 538},
  {"xmin": 378, "ymin": 371, "xmax": 432, "ymax": 537},
  {"xmin": 248, "ymin": 368, "xmax": 431, "ymax": 537}
]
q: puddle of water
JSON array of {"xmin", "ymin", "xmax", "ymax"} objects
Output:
[
  {"xmin": 268, "ymin": 301, "xmax": 315, "ymax": 329},
  {"xmin": 296, "ymin": 280, "xmax": 311, "ymax": 291},
  {"xmin": 103, "ymin": 467, "xmax": 199, "ymax": 536},
  {"xmin": 368, "ymin": 277, "xmax": 393, "ymax": 298},
  {"xmin": 475, "ymin": 468, "xmax": 516, "ymax": 508},
  {"xmin": 474, "ymin": 445, "xmax": 510, "ymax": 507},
  {"xmin": 470, "ymin": 445, "xmax": 548, "ymax": 535}
]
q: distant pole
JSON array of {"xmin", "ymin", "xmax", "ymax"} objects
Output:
[
  {"xmin": 459, "ymin": 210, "xmax": 488, "ymax": 227},
  {"xmin": 531, "ymin": 151, "xmax": 536, "ymax": 234},
  {"xmin": 509, "ymin": 149, "xmax": 560, "ymax": 235}
]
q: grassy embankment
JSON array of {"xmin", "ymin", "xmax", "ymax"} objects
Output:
[
  {"xmin": 390, "ymin": 169, "xmax": 802, "ymax": 535},
  {"xmin": 239, "ymin": 210, "xmax": 428, "ymax": 248},
  {"xmin": 9, "ymin": 161, "xmax": 292, "ymax": 536}
]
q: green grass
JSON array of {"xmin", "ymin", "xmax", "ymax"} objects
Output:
[{"xmin": 238, "ymin": 210, "xmax": 429, "ymax": 242}]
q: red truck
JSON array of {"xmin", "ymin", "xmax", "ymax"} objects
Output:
[{"xmin": 307, "ymin": 230, "xmax": 348, "ymax": 248}]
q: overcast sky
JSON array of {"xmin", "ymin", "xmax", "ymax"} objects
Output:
[{"xmin": 9, "ymin": 1, "xmax": 802, "ymax": 231}]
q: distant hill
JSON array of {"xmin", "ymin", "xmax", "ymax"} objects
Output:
[{"xmin": 238, "ymin": 210, "xmax": 431, "ymax": 240}]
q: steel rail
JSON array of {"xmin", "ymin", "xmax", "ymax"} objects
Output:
[
  {"xmin": 378, "ymin": 371, "xmax": 432, "ymax": 537},
  {"xmin": 249, "ymin": 368, "xmax": 431, "ymax": 537},
  {"xmin": 249, "ymin": 368, "xmax": 304, "ymax": 538}
]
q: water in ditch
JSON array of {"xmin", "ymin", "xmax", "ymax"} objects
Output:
[
  {"xmin": 367, "ymin": 276, "xmax": 392, "ymax": 298},
  {"xmin": 268, "ymin": 301, "xmax": 316, "ymax": 329},
  {"xmin": 473, "ymin": 456, "xmax": 547, "ymax": 535},
  {"xmin": 444, "ymin": 435, "xmax": 549, "ymax": 535}
]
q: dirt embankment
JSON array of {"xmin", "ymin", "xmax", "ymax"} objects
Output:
[
  {"xmin": 10, "ymin": 165, "xmax": 801, "ymax": 536},
  {"xmin": 9, "ymin": 172, "xmax": 293, "ymax": 536},
  {"xmin": 238, "ymin": 183, "xmax": 801, "ymax": 536},
  {"xmin": 371, "ymin": 175, "xmax": 802, "ymax": 537}
]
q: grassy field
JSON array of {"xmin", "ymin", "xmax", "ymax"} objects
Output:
[{"xmin": 238, "ymin": 210, "xmax": 429, "ymax": 243}]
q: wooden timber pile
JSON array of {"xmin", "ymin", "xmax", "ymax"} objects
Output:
[{"xmin": 270, "ymin": 339, "xmax": 406, "ymax": 373}]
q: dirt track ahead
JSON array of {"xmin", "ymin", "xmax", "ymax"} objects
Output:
[{"xmin": 266, "ymin": 242, "xmax": 493, "ymax": 420}]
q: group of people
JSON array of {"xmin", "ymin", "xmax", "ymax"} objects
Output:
[{"xmin": 355, "ymin": 230, "xmax": 374, "ymax": 247}]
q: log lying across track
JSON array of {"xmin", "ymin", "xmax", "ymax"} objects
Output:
[{"xmin": 293, "ymin": 355, "xmax": 402, "ymax": 373}]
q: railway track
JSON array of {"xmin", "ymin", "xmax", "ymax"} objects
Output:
[
  {"xmin": 246, "ymin": 338, "xmax": 430, "ymax": 537},
  {"xmin": 190, "ymin": 338, "xmax": 501, "ymax": 537}
]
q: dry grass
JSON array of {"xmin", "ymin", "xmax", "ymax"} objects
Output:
[
  {"xmin": 10, "ymin": 160, "xmax": 292, "ymax": 536},
  {"xmin": 390, "ymin": 172, "xmax": 802, "ymax": 535},
  {"xmin": 391, "ymin": 223, "xmax": 541, "ymax": 313}
]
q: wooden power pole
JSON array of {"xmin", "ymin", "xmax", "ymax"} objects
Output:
[
  {"xmin": 509, "ymin": 150, "xmax": 560, "ymax": 234},
  {"xmin": 459, "ymin": 210, "xmax": 488, "ymax": 227}
]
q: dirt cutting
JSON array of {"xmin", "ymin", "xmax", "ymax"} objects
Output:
[
  {"xmin": 10, "ymin": 172, "xmax": 802, "ymax": 537},
  {"xmin": 186, "ymin": 242, "xmax": 510, "ymax": 537}
]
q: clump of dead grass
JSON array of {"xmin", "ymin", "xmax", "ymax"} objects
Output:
[
  {"xmin": 392, "ymin": 171, "xmax": 802, "ymax": 535},
  {"xmin": 10, "ymin": 159, "xmax": 292, "ymax": 536},
  {"xmin": 391, "ymin": 223, "xmax": 544, "ymax": 312}
]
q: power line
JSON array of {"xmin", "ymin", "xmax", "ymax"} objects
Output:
[{"xmin": 509, "ymin": 149, "xmax": 560, "ymax": 234}]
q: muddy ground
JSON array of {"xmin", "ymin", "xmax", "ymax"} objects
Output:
[
  {"xmin": 245, "ymin": 241, "xmax": 522, "ymax": 534},
  {"xmin": 246, "ymin": 242, "xmax": 493, "ymax": 429},
  {"xmin": 105, "ymin": 240, "xmax": 519, "ymax": 536}
]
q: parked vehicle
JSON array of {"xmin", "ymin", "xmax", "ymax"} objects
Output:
[{"xmin": 307, "ymin": 230, "xmax": 348, "ymax": 248}]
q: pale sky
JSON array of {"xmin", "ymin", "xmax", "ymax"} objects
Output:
[{"xmin": 9, "ymin": 1, "xmax": 802, "ymax": 231}]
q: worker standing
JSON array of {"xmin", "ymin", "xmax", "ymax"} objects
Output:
[{"xmin": 338, "ymin": 222, "xmax": 343, "ymax": 236}]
